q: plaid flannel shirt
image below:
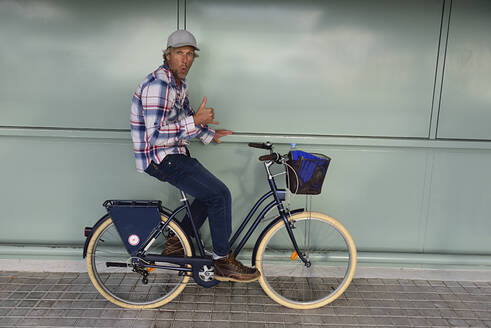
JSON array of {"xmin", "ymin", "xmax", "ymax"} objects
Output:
[{"xmin": 130, "ymin": 64, "xmax": 215, "ymax": 172}]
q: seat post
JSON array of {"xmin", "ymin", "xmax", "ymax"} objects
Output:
[{"xmin": 178, "ymin": 189, "xmax": 207, "ymax": 257}]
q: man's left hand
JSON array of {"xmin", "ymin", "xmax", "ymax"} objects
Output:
[{"xmin": 213, "ymin": 129, "xmax": 233, "ymax": 144}]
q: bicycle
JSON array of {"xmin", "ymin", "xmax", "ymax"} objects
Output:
[{"xmin": 82, "ymin": 142, "xmax": 357, "ymax": 309}]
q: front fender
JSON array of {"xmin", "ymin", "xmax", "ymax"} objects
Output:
[{"xmin": 251, "ymin": 208, "xmax": 304, "ymax": 267}]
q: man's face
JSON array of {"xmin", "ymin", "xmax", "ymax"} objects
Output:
[{"xmin": 166, "ymin": 46, "xmax": 195, "ymax": 82}]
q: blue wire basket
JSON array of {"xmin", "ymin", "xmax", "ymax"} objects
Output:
[{"xmin": 286, "ymin": 150, "xmax": 331, "ymax": 195}]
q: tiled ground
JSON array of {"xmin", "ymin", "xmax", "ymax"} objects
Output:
[{"xmin": 0, "ymin": 271, "xmax": 490, "ymax": 327}]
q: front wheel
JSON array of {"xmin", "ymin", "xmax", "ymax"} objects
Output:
[
  {"xmin": 255, "ymin": 212, "xmax": 357, "ymax": 309},
  {"xmin": 86, "ymin": 214, "xmax": 192, "ymax": 309}
]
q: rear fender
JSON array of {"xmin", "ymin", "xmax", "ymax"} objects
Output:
[{"xmin": 82, "ymin": 213, "xmax": 110, "ymax": 259}]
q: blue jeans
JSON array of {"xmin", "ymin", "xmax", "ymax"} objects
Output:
[{"xmin": 144, "ymin": 154, "xmax": 231, "ymax": 256}]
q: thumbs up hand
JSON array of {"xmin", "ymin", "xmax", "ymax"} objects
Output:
[{"xmin": 193, "ymin": 96, "xmax": 219, "ymax": 126}]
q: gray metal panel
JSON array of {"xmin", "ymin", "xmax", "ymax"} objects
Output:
[
  {"xmin": 0, "ymin": 0, "xmax": 177, "ymax": 129},
  {"xmin": 438, "ymin": 0, "xmax": 491, "ymax": 140},
  {"xmin": 186, "ymin": 0, "xmax": 443, "ymax": 137}
]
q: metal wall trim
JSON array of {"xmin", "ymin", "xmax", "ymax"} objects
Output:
[
  {"xmin": 429, "ymin": 0, "xmax": 453, "ymax": 139},
  {"xmin": 2, "ymin": 127, "xmax": 491, "ymax": 150}
]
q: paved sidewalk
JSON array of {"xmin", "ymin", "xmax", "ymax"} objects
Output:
[{"xmin": 0, "ymin": 271, "xmax": 490, "ymax": 328}]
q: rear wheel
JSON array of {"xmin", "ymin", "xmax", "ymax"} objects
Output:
[
  {"xmin": 86, "ymin": 215, "xmax": 192, "ymax": 309},
  {"xmin": 255, "ymin": 212, "xmax": 356, "ymax": 309}
]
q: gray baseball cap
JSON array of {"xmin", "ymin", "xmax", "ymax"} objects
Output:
[{"xmin": 167, "ymin": 30, "xmax": 200, "ymax": 50}]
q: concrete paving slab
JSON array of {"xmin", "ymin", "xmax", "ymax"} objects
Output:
[{"xmin": 0, "ymin": 270, "xmax": 490, "ymax": 327}]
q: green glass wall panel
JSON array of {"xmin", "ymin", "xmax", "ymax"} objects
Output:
[
  {"xmin": 438, "ymin": 0, "xmax": 491, "ymax": 140},
  {"xmin": 314, "ymin": 147, "xmax": 428, "ymax": 252},
  {"xmin": 425, "ymin": 150, "xmax": 491, "ymax": 253},
  {"xmin": 0, "ymin": 135, "xmax": 179, "ymax": 244},
  {"xmin": 186, "ymin": 0, "xmax": 443, "ymax": 137},
  {"xmin": 2, "ymin": 136, "xmax": 490, "ymax": 257},
  {"xmin": 0, "ymin": 0, "xmax": 176, "ymax": 129}
]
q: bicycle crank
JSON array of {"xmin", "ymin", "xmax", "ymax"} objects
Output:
[{"xmin": 192, "ymin": 264, "xmax": 219, "ymax": 288}]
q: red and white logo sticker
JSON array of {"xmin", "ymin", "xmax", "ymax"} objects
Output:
[{"xmin": 128, "ymin": 234, "xmax": 140, "ymax": 246}]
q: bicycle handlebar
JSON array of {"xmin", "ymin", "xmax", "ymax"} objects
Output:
[
  {"xmin": 248, "ymin": 142, "xmax": 272, "ymax": 150},
  {"xmin": 249, "ymin": 141, "xmax": 284, "ymax": 162},
  {"xmin": 259, "ymin": 153, "xmax": 282, "ymax": 162}
]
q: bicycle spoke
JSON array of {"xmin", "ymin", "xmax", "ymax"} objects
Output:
[
  {"xmin": 87, "ymin": 217, "xmax": 191, "ymax": 308},
  {"xmin": 257, "ymin": 213, "xmax": 356, "ymax": 308}
]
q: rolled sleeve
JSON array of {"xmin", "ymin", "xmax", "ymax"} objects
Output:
[{"xmin": 199, "ymin": 127, "xmax": 215, "ymax": 144}]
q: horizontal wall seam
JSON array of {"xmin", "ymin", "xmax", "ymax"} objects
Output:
[
  {"xmin": 3, "ymin": 125, "xmax": 491, "ymax": 141},
  {"xmin": 437, "ymin": 137, "xmax": 491, "ymax": 142},
  {"xmin": 1, "ymin": 127, "xmax": 491, "ymax": 150},
  {"xmin": 0, "ymin": 125, "xmax": 129, "ymax": 133}
]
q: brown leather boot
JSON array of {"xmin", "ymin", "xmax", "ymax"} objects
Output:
[
  {"xmin": 161, "ymin": 235, "xmax": 184, "ymax": 256},
  {"xmin": 213, "ymin": 252, "xmax": 260, "ymax": 283}
]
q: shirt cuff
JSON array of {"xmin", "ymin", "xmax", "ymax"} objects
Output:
[{"xmin": 200, "ymin": 128, "xmax": 215, "ymax": 144}]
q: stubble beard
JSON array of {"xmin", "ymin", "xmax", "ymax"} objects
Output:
[{"xmin": 171, "ymin": 68, "xmax": 187, "ymax": 84}]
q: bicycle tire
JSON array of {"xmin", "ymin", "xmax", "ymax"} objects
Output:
[
  {"xmin": 255, "ymin": 211, "xmax": 356, "ymax": 309},
  {"xmin": 86, "ymin": 214, "xmax": 192, "ymax": 309}
]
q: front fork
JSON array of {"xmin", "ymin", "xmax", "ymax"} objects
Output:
[
  {"xmin": 282, "ymin": 213, "xmax": 312, "ymax": 268},
  {"xmin": 264, "ymin": 160, "xmax": 312, "ymax": 267}
]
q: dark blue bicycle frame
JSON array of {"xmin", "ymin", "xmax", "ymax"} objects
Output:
[
  {"xmin": 136, "ymin": 160, "xmax": 308, "ymax": 269},
  {"xmin": 83, "ymin": 160, "xmax": 309, "ymax": 277}
]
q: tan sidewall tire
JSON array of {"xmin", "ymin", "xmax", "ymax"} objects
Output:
[
  {"xmin": 86, "ymin": 215, "xmax": 192, "ymax": 309},
  {"xmin": 256, "ymin": 211, "xmax": 357, "ymax": 309}
]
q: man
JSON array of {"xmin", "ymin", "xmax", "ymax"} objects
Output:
[{"xmin": 130, "ymin": 30, "xmax": 260, "ymax": 283}]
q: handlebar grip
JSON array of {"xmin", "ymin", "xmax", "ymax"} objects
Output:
[
  {"xmin": 248, "ymin": 142, "xmax": 272, "ymax": 150},
  {"xmin": 259, "ymin": 153, "xmax": 280, "ymax": 162}
]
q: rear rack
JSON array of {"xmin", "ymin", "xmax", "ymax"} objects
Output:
[
  {"xmin": 103, "ymin": 200, "xmax": 174, "ymax": 215},
  {"xmin": 103, "ymin": 200, "xmax": 162, "ymax": 209}
]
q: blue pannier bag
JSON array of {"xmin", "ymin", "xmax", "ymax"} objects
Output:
[{"xmin": 286, "ymin": 151, "xmax": 331, "ymax": 195}]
